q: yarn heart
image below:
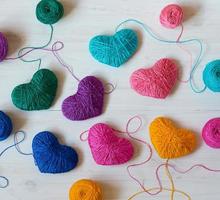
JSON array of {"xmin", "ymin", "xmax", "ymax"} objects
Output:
[
  {"xmin": 11, "ymin": 69, "xmax": 58, "ymax": 111},
  {"xmin": 62, "ymin": 76, "xmax": 104, "ymax": 121},
  {"xmin": 130, "ymin": 58, "xmax": 179, "ymax": 99},
  {"xmin": 88, "ymin": 123, "xmax": 134, "ymax": 165},
  {"xmin": 32, "ymin": 131, "xmax": 78, "ymax": 174},
  {"xmin": 149, "ymin": 117, "xmax": 197, "ymax": 159},
  {"xmin": 89, "ymin": 29, "xmax": 138, "ymax": 67}
]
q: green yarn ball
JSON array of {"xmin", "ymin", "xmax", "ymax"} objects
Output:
[
  {"xmin": 11, "ymin": 69, "xmax": 58, "ymax": 111},
  {"xmin": 36, "ymin": 0, "xmax": 64, "ymax": 24}
]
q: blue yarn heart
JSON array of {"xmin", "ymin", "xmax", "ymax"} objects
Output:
[
  {"xmin": 32, "ymin": 131, "xmax": 78, "ymax": 174},
  {"xmin": 0, "ymin": 111, "xmax": 12, "ymax": 141},
  {"xmin": 89, "ymin": 29, "xmax": 138, "ymax": 67}
]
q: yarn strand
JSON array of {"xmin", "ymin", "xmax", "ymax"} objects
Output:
[
  {"xmin": 0, "ymin": 131, "xmax": 32, "ymax": 157},
  {"xmin": 115, "ymin": 19, "xmax": 206, "ymax": 93},
  {"xmin": 0, "ymin": 176, "xmax": 9, "ymax": 189},
  {"xmin": 117, "ymin": 116, "xmax": 163, "ymax": 195},
  {"xmin": 0, "ymin": 131, "xmax": 32, "ymax": 189},
  {"xmin": 16, "ymin": 24, "xmax": 54, "ymax": 70}
]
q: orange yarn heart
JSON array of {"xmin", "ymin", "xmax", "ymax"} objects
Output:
[{"xmin": 149, "ymin": 117, "xmax": 197, "ymax": 159}]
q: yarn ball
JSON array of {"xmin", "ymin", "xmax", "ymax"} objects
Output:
[
  {"xmin": 149, "ymin": 117, "xmax": 197, "ymax": 159},
  {"xmin": 202, "ymin": 118, "xmax": 220, "ymax": 148},
  {"xmin": 36, "ymin": 0, "xmax": 64, "ymax": 24},
  {"xmin": 130, "ymin": 58, "xmax": 179, "ymax": 99},
  {"xmin": 88, "ymin": 123, "xmax": 134, "ymax": 165},
  {"xmin": 11, "ymin": 69, "xmax": 58, "ymax": 111},
  {"xmin": 32, "ymin": 131, "xmax": 78, "ymax": 173},
  {"xmin": 160, "ymin": 4, "xmax": 183, "ymax": 29},
  {"xmin": 0, "ymin": 111, "xmax": 13, "ymax": 141},
  {"xmin": 62, "ymin": 76, "xmax": 104, "ymax": 121},
  {"xmin": 89, "ymin": 29, "xmax": 138, "ymax": 67},
  {"xmin": 203, "ymin": 60, "xmax": 220, "ymax": 92},
  {"xmin": 0, "ymin": 32, "xmax": 8, "ymax": 62},
  {"xmin": 69, "ymin": 179, "xmax": 102, "ymax": 200}
]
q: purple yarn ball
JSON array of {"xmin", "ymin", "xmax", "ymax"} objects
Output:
[
  {"xmin": 62, "ymin": 76, "xmax": 104, "ymax": 121},
  {"xmin": 0, "ymin": 32, "xmax": 8, "ymax": 62}
]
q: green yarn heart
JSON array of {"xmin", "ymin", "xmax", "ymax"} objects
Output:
[
  {"xmin": 89, "ymin": 29, "xmax": 138, "ymax": 67},
  {"xmin": 11, "ymin": 69, "xmax": 58, "ymax": 111}
]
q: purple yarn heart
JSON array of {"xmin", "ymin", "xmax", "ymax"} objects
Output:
[
  {"xmin": 0, "ymin": 32, "xmax": 8, "ymax": 62},
  {"xmin": 62, "ymin": 76, "xmax": 104, "ymax": 121}
]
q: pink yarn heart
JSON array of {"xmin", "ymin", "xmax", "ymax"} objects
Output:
[
  {"xmin": 130, "ymin": 58, "xmax": 179, "ymax": 99},
  {"xmin": 88, "ymin": 123, "xmax": 134, "ymax": 165}
]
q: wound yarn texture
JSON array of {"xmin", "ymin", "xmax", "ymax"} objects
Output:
[
  {"xmin": 69, "ymin": 179, "xmax": 103, "ymax": 200},
  {"xmin": 89, "ymin": 29, "xmax": 138, "ymax": 67},
  {"xmin": 0, "ymin": 32, "xmax": 8, "ymax": 62},
  {"xmin": 149, "ymin": 117, "xmax": 197, "ymax": 159},
  {"xmin": 160, "ymin": 4, "xmax": 183, "ymax": 29},
  {"xmin": 11, "ymin": 69, "xmax": 58, "ymax": 111},
  {"xmin": 62, "ymin": 76, "xmax": 104, "ymax": 121},
  {"xmin": 203, "ymin": 60, "xmax": 220, "ymax": 92},
  {"xmin": 88, "ymin": 123, "xmax": 134, "ymax": 165},
  {"xmin": 130, "ymin": 58, "xmax": 179, "ymax": 99},
  {"xmin": 36, "ymin": 0, "xmax": 64, "ymax": 25},
  {"xmin": 0, "ymin": 111, "xmax": 13, "ymax": 141},
  {"xmin": 32, "ymin": 131, "xmax": 78, "ymax": 173},
  {"xmin": 202, "ymin": 118, "xmax": 220, "ymax": 148}
]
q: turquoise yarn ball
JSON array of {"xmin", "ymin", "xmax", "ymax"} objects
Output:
[
  {"xmin": 0, "ymin": 111, "xmax": 13, "ymax": 141},
  {"xmin": 89, "ymin": 29, "xmax": 138, "ymax": 67},
  {"xmin": 203, "ymin": 60, "xmax": 220, "ymax": 92}
]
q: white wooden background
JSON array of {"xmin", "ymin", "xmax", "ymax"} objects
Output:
[{"xmin": 0, "ymin": 0, "xmax": 220, "ymax": 199}]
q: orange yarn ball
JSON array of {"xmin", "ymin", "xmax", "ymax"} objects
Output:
[
  {"xmin": 149, "ymin": 117, "xmax": 197, "ymax": 159},
  {"xmin": 69, "ymin": 179, "xmax": 102, "ymax": 200}
]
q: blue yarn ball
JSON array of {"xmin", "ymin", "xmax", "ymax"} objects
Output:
[
  {"xmin": 203, "ymin": 60, "xmax": 220, "ymax": 92},
  {"xmin": 0, "ymin": 111, "xmax": 13, "ymax": 141},
  {"xmin": 32, "ymin": 131, "xmax": 78, "ymax": 174},
  {"xmin": 89, "ymin": 29, "xmax": 138, "ymax": 67}
]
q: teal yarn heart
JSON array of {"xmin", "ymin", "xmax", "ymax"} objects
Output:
[
  {"xmin": 203, "ymin": 60, "xmax": 220, "ymax": 92},
  {"xmin": 36, "ymin": 0, "xmax": 64, "ymax": 25},
  {"xmin": 89, "ymin": 29, "xmax": 138, "ymax": 67},
  {"xmin": 11, "ymin": 69, "xmax": 58, "ymax": 111}
]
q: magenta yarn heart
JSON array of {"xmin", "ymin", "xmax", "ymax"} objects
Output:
[
  {"xmin": 62, "ymin": 76, "xmax": 104, "ymax": 121},
  {"xmin": 130, "ymin": 58, "xmax": 178, "ymax": 99},
  {"xmin": 88, "ymin": 123, "xmax": 134, "ymax": 165}
]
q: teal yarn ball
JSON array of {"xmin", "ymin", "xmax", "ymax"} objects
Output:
[
  {"xmin": 36, "ymin": 0, "xmax": 64, "ymax": 24},
  {"xmin": 203, "ymin": 60, "xmax": 220, "ymax": 92},
  {"xmin": 89, "ymin": 29, "xmax": 138, "ymax": 67},
  {"xmin": 0, "ymin": 111, "xmax": 13, "ymax": 141},
  {"xmin": 11, "ymin": 69, "xmax": 58, "ymax": 111}
]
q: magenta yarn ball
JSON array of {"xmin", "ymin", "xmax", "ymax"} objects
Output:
[
  {"xmin": 160, "ymin": 4, "xmax": 183, "ymax": 29},
  {"xmin": 0, "ymin": 32, "xmax": 8, "ymax": 62},
  {"xmin": 202, "ymin": 118, "xmax": 220, "ymax": 148}
]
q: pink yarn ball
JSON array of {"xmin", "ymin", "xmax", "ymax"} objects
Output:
[
  {"xmin": 160, "ymin": 4, "xmax": 183, "ymax": 29},
  {"xmin": 202, "ymin": 118, "xmax": 220, "ymax": 148},
  {"xmin": 88, "ymin": 123, "xmax": 134, "ymax": 165}
]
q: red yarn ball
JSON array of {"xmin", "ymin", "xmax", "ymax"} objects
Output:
[{"xmin": 160, "ymin": 4, "xmax": 183, "ymax": 29}]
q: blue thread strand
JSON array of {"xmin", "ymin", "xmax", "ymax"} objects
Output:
[
  {"xmin": 18, "ymin": 25, "xmax": 54, "ymax": 70},
  {"xmin": 116, "ymin": 19, "xmax": 206, "ymax": 93},
  {"xmin": 0, "ymin": 131, "xmax": 32, "ymax": 189}
]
